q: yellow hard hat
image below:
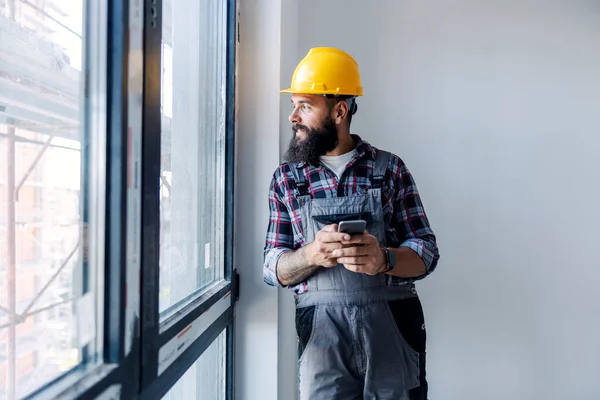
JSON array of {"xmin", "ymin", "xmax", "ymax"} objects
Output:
[{"xmin": 281, "ymin": 47, "xmax": 363, "ymax": 96}]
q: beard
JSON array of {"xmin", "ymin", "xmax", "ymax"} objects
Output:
[{"xmin": 283, "ymin": 116, "xmax": 339, "ymax": 165}]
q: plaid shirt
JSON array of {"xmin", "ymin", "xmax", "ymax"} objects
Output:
[{"xmin": 263, "ymin": 135, "xmax": 440, "ymax": 294}]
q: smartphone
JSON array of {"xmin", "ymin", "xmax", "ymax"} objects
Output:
[{"xmin": 338, "ymin": 220, "xmax": 367, "ymax": 235}]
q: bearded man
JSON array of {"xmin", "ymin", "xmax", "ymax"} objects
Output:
[{"xmin": 263, "ymin": 47, "xmax": 440, "ymax": 400}]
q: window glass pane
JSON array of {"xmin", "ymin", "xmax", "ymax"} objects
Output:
[
  {"xmin": 159, "ymin": 0, "xmax": 227, "ymax": 315},
  {"xmin": 162, "ymin": 330, "xmax": 226, "ymax": 400},
  {"xmin": 0, "ymin": 1, "xmax": 96, "ymax": 399}
]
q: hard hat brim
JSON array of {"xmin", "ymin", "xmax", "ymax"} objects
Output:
[{"xmin": 280, "ymin": 88, "xmax": 363, "ymax": 96}]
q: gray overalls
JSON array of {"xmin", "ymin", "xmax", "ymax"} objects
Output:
[{"xmin": 290, "ymin": 150, "xmax": 422, "ymax": 400}]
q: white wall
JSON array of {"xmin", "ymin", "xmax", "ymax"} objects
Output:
[
  {"xmin": 276, "ymin": 1, "xmax": 600, "ymax": 399},
  {"xmin": 277, "ymin": 1, "xmax": 300, "ymax": 398},
  {"xmin": 234, "ymin": 0, "xmax": 281, "ymax": 399},
  {"xmin": 236, "ymin": 1, "xmax": 600, "ymax": 399}
]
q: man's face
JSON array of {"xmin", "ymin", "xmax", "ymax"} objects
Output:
[{"xmin": 283, "ymin": 94, "xmax": 339, "ymax": 165}]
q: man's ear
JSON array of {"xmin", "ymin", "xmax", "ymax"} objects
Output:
[{"xmin": 334, "ymin": 100, "xmax": 349, "ymax": 124}]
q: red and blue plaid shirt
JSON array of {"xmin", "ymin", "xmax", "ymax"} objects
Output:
[{"xmin": 263, "ymin": 135, "xmax": 440, "ymax": 294}]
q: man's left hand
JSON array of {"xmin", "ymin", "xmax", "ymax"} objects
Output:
[{"xmin": 332, "ymin": 231, "xmax": 386, "ymax": 275}]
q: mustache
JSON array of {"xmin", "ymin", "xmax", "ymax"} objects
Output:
[{"xmin": 292, "ymin": 124, "xmax": 308, "ymax": 133}]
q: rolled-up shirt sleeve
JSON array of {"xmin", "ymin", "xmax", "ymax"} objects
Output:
[
  {"xmin": 263, "ymin": 173, "xmax": 294, "ymax": 287},
  {"xmin": 392, "ymin": 158, "xmax": 440, "ymax": 275}
]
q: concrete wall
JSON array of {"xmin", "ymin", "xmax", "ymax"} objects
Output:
[{"xmin": 236, "ymin": 1, "xmax": 600, "ymax": 399}]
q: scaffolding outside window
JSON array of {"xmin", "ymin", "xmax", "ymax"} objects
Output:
[{"xmin": 0, "ymin": 1, "xmax": 101, "ymax": 399}]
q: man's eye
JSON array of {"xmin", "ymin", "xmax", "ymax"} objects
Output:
[{"xmin": 301, "ymin": 104, "xmax": 310, "ymax": 112}]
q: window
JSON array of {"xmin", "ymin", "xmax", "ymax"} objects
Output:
[
  {"xmin": 0, "ymin": 1, "xmax": 101, "ymax": 399},
  {"xmin": 158, "ymin": 0, "xmax": 228, "ymax": 317},
  {"xmin": 162, "ymin": 330, "xmax": 227, "ymax": 400},
  {"xmin": 1, "ymin": 0, "xmax": 237, "ymax": 398},
  {"xmin": 140, "ymin": 0, "xmax": 237, "ymax": 397}
]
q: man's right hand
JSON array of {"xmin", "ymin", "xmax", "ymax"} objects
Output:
[{"xmin": 306, "ymin": 224, "xmax": 351, "ymax": 267}]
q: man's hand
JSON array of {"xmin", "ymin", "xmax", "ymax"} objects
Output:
[
  {"xmin": 276, "ymin": 224, "xmax": 350, "ymax": 286},
  {"xmin": 306, "ymin": 224, "xmax": 351, "ymax": 267},
  {"xmin": 332, "ymin": 231, "xmax": 386, "ymax": 275}
]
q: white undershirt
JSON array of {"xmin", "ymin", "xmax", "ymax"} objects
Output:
[{"xmin": 319, "ymin": 149, "xmax": 358, "ymax": 179}]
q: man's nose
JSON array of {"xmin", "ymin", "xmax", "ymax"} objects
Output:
[{"xmin": 289, "ymin": 108, "xmax": 300, "ymax": 124}]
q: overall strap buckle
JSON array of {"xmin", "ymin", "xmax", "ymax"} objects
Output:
[
  {"xmin": 370, "ymin": 150, "xmax": 391, "ymax": 188},
  {"xmin": 289, "ymin": 164, "xmax": 310, "ymax": 196}
]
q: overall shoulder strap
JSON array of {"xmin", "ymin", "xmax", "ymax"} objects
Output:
[
  {"xmin": 371, "ymin": 150, "xmax": 391, "ymax": 187},
  {"xmin": 288, "ymin": 163, "xmax": 309, "ymax": 196}
]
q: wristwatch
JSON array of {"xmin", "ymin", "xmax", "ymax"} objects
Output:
[{"xmin": 381, "ymin": 248, "xmax": 396, "ymax": 273}]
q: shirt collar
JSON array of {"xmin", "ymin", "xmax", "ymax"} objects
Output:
[{"xmin": 294, "ymin": 134, "xmax": 377, "ymax": 169}]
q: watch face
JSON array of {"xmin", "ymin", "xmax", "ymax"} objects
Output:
[{"xmin": 388, "ymin": 248, "xmax": 396, "ymax": 267}]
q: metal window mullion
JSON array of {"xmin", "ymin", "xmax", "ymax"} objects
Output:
[
  {"xmin": 139, "ymin": 0, "xmax": 163, "ymax": 390},
  {"xmin": 80, "ymin": 0, "xmax": 109, "ymax": 369},
  {"xmin": 104, "ymin": 0, "xmax": 130, "ymax": 366},
  {"xmin": 158, "ymin": 281, "xmax": 232, "ymax": 343},
  {"xmin": 224, "ymin": 0, "xmax": 237, "ymax": 285},
  {"xmin": 225, "ymin": 0, "xmax": 238, "ymax": 399}
]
